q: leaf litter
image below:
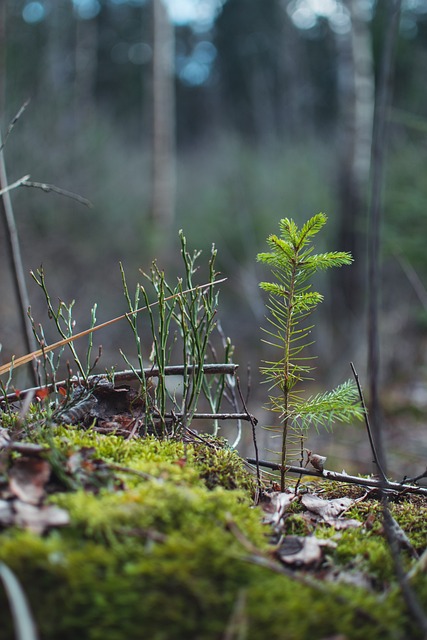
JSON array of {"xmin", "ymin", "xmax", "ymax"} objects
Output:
[
  {"xmin": 260, "ymin": 488, "xmax": 364, "ymax": 571},
  {"xmin": 1, "ymin": 384, "xmax": 426, "ymax": 594}
]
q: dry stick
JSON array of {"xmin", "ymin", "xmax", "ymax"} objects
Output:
[
  {"xmin": 21, "ymin": 179, "xmax": 92, "ymax": 208},
  {"xmin": 0, "ymin": 133, "xmax": 38, "ymax": 385},
  {"xmin": 246, "ymin": 459, "xmax": 427, "ymax": 498},
  {"xmin": 0, "ymin": 99, "xmax": 30, "ymax": 153},
  {"xmin": 236, "ymin": 375, "xmax": 261, "ymax": 494},
  {"xmin": 0, "ymin": 174, "xmax": 30, "ymax": 197},
  {"xmin": 0, "ymin": 278, "xmax": 227, "ymax": 378},
  {"xmin": 351, "ymin": 362, "xmax": 388, "ymax": 481},
  {"xmin": 2, "ymin": 363, "xmax": 237, "ymax": 403},
  {"xmin": 163, "ymin": 412, "xmax": 254, "ymax": 422}
]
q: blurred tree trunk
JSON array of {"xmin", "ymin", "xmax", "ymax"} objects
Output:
[
  {"xmin": 333, "ymin": 0, "xmax": 374, "ymax": 322},
  {"xmin": 150, "ymin": 0, "xmax": 176, "ymax": 231},
  {"xmin": 0, "ymin": 2, "xmax": 37, "ymax": 381},
  {"xmin": 0, "ymin": 0, "xmax": 5, "ymax": 120}
]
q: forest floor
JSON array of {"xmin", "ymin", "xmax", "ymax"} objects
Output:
[{"xmin": 0, "ymin": 380, "xmax": 427, "ymax": 640}]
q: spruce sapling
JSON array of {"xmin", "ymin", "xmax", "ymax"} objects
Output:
[{"xmin": 257, "ymin": 213, "xmax": 363, "ymax": 490}]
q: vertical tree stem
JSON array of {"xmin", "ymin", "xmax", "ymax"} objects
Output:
[{"xmin": 367, "ymin": 0, "xmax": 401, "ymax": 474}]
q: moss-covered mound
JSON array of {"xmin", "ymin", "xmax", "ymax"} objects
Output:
[{"xmin": 0, "ymin": 426, "xmax": 426, "ymax": 640}]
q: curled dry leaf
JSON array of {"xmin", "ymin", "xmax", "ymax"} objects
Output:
[
  {"xmin": 260, "ymin": 490, "xmax": 297, "ymax": 530},
  {"xmin": 8, "ymin": 457, "xmax": 51, "ymax": 505},
  {"xmin": 308, "ymin": 453, "xmax": 327, "ymax": 473}
]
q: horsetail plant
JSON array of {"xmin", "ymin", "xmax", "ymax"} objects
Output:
[
  {"xmin": 121, "ymin": 230, "xmax": 229, "ymax": 436},
  {"xmin": 257, "ymin": 213, "xmax": 364, "ymax": 490}
]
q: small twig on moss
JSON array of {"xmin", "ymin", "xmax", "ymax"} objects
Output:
[
  {"xmin": 236, "ymin": 375, "xmax": 261, "ymax": 497},
  {"xmin": 246, "ymin": 458, "xmax": 427, "ymax": 497}
]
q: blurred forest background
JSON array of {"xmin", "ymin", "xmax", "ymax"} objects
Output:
[{"xmin": 1, "ymin": 0, "xmax": 427, "ymax": 474}]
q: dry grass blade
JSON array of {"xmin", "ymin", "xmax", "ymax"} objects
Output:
[
  {"xmin": 0, "ymin": 562, "xmax": 39, "ymax": 640},
  {"xmin": 0, "ymin": 278, "xmax": 227, "ymax": 377}
]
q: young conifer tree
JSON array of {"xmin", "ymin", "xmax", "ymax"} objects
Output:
[{"xmin": 257, "ymin": 213, "xmax": 363, "ymax": 490}]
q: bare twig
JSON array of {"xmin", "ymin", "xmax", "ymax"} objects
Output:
[
  {"xmin": 21, "ymin": 179, "xmax": 93, "ymax": 208},
  {"xmin": 164, "ymin": 412, "xmax": 255, "ymax": 422},
  {"xmin": 350, "ymin": 362, "xmax": 388, "ymax": 481},
  {"xmin": 246, "ymin": 458, "xmax": 427, "ymax": 497},
  {"xmin": 0, "ymin": 174, "xmax": 30, "ymax": 197},
  {"xmin": 402, "ymin": 467, "xmax": 427, "ymax": 485},
  {"xmin": 2, "ymin": 363, "xmax": 238, "ymax": 404},
  {"xmin": 236, "ymin": 375, "xmax": 261, "ymax": 496},
  {"xmin": 0, "ymin": 99, "xmax": 30, "ymax": 152},
  {"xmin": 0, "ymin": 132, "xmax": 38, "ymax": 384}
]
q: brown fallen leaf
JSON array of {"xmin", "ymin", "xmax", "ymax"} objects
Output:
[{"xmin": 9, "ymin": 457, "xmax": 51, "ymax": 505}]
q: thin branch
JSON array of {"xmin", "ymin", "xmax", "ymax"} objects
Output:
[
  {"xmin": 165, "ymin": 412, "xmax": 255, "ymax": 422},
  {"xmin": 350, "ymin": 362, "xmax": 387, "ymax": 481},
  {"xmin": 0, "ymin": 99, "xmax": 30, "ymax": 153},
  {"xmin": 246, "ymin": 458, "xmax": 427, "ymax": 497},
  {"xmin": 0, "ymin": 132, "xmax": 38, "ymax": 384},
  {"xmin": 236, "ymin": 375, "xmax": 261, "ymax": 495},
  {"xmin": 0, "ymin": 174, "xmax": 30, "ymax": 197},
  {"xmin": 2, "ymin": 363, "xmax": 238, "ymax": 403},
  {"xmin": 21, "ymin": 179, "xmax": 93, "ymax": 208}
]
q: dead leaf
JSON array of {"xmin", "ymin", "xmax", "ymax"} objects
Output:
[
  {"xmin": 301, "ymin": 493, "xmax": 361, "ymax": 529},
  {"xmin": 9, "ymin": 457, "xmax": 51, "ymax": 505},
  {"xmin": 13, "ymin": 500, "xmax": 69, "ymax": 534},
  {"xmin": 260, "ymin": 490, "xmax": 297, "ymax": 530},
  {"xmin": 277, "ymin": 535, "xmax": 336, "ymax": 567}
]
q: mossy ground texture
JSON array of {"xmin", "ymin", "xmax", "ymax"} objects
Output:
[{"xmin": 0, "ymin": 425, "xmax": 426, "ymax": 640}]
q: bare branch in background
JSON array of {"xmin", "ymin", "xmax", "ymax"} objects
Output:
[{"xmin": 21, "ymin": 179, "xmax": 93, "ymax": 208}]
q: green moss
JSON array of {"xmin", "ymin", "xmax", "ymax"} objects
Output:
[{"xmin": 0, "ymin": 429, "xmax": 425, "ymax": 639}]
